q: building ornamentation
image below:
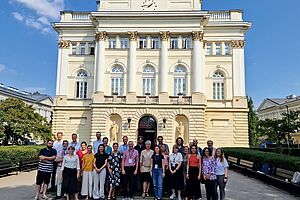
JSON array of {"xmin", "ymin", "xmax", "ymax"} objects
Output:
[
  {"xmin": 128, "ymin": 31, "xmax": 138, "ymax": 41},
  {"xmin": 58, "ymin": 40, "xmax": 71, "ymax": 48},
  {"xmin": 191, "ymin": 31, "xmax": 204, "ymax": 41},
  {"xmin": 159, "ymin": 31, "xmax": 170, "ymax": 41},
  {"xmin": 96, "ymin": 31, "xmax": 107, "ymax": 41},
  {"xmin": 231, "ymin": 40, "xmax": 245, "ymax": 48}
]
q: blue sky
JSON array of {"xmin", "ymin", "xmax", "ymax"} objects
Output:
[{"xmin": 0, "ymin": 0, "xmax": 299, "ymax": 108}]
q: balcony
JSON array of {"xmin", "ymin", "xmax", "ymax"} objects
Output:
[
  {"xmin": 60, "ymin": 11, "xmax": 91, "ymax": 22},
  {"xmin": 209, "ymin": 10, "xmax": 243, "ymax": 22}
]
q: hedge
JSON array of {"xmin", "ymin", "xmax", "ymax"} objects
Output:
[
  {"xmin": 0, "ymin": 145, "xmax": 44, "ymax": 165},
  {"xmin": 223, "ymin": 147, "xmax": 300, "ymax": 172},
  {"xmin": 253, "ymin": 148, "xmax": 300, "ymax": 157}
]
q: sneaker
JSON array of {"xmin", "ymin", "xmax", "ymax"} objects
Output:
[
  {"xmin": 177, "ymin": 196, "xmax": 182, "ymax": 200},
  {"xmin": 34, "ymin": 195, "xmax": 40, "ymax": 200},
  {"xmin": 41, "ymin": 195, "xmax": 49, "ymax": 199},
  {"xmin": 169, "ymin": 194, "xmax": 176, "ymax": 199}
]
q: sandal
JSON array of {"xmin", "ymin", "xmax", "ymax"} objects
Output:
[
  {"xmin": 142, "ymin": 192, "xmax": 146, "ymax": 198},
  {"xmin": 108, "ymin": 197, "xmax": 112, "ymax": 200},
  {"xmin": 146, "ymin": 192, "xmax": 150, "ymax": 197}
]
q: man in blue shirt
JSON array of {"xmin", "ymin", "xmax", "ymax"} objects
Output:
[
  {"xmin": 118, "ymin": 135, "xmax": 129, "ymax": 154},
  {"xmin": 103, "ymin": 137, "xmax": 112, "ymax": 154},
  {"xmin": 93, "ymin": 131, "xmax": 103, "ymax": 154},
  {"xmin": 69, "ymin": 133, "xmax": 81, "ymax": 153}
]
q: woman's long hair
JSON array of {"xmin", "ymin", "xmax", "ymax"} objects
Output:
[
  {"xmin": 202, "ymin": 147, "xmax": 212, "ymax": 157},
  {"xmin": 214, "ymin": 147, "xmax": 224, "ymax": 163}
]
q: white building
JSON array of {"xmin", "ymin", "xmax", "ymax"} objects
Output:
[{"xmin": 52, "ymin": 0, "xmax": 251, "ymax": 147}]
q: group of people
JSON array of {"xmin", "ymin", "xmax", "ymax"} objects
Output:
[{"xmin": 34, "ymin": 132, "xmax": 229, "ymax": 200}]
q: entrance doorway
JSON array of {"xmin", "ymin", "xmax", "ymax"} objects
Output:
[{"xmin": 138, "ymin": 116, "xmax": 157, "ymax": 146}]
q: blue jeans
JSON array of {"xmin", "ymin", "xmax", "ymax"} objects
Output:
[{"xmin": 152, "ymin": 168, "xmax": 163, "ymax": 198}]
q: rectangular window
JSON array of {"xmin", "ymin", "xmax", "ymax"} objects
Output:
[
  {"xmin": 142, "ymin": 78, "xmax": 155, "ymax": 96},
  {"xmin": 76, "ymin": 81, "xmax": 87, "ymax": 99},
  {"xmin": 170, "ymin": 37, "xmax": 178, "ymax": 49},
  {"xmin": 72, "ymin": 43, "xmax": 77, "ymax": 55},
  {"xmin": 206, "ymin": 43, "xmax": 212, "ymax": 55},
  {"xmin": 213, "ymin": 82, "xmax": 224, "ymax": 100},
  {"xmin": 80, "ymin": 43, "xmax": 86, "ymax": 55},
  {"xmin": 108, "ymin": 38, "xmax": 116, "ymax": 49},
  {"xmin": 151, "ymin": 37, "xmax": 160, "ymax": 49},
  {"xmin": 111, "ymin": 78, "xmax": 124, "ymax": 96},
  {"xmin": 225, "ymin": 43, "xmax": 231, "ymax": 55},
  {"xmin": 89, "ymin": 43, "xmax": 95, "ymax": 55},
  {"xmin": 139, "ymin": 37, "xmax": 147, "ymax": 49},
  {"xmin": 215, "ymin": 43, "xmax": 222, "ymax": 55},
  {"xmin": 120, "ymin": 38, "xmax": 129, "ymax": 49},
  {"xmin": 173, "ymin": 78, "xmax": 186, "ymax": 96},
  {"xmin": 182, "ymin": 37, "xmax": 191, "ymax": 49}
]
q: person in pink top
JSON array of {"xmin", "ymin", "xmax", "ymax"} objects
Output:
[{"xmin": 121, "ymin": 141, "xmax": 139, "ymax": 200}]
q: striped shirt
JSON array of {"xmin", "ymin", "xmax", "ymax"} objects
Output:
[{"xmin": 38, "ymin": 148, "xmax": 57, "ymax": 173}]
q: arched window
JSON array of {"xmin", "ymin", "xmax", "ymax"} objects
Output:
[
  {"xmin": 142, "ymin": 65, "xmax": 155, "ymax": 96},
  {"xmin": 173, "ymin": 65, "xmax": 187, "ymax": 96},
  {"xmin": 75, "ymin": 69, "xmax": 88, "ymax": 99},
  {"xmin": 212, "ymin": 71, "xmax": 225, "ymax": 100},
  {"xmin": 111, "ymin": 65, "xmax": 124, "ymax": 95}
]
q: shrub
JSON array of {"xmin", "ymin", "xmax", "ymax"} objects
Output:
[
  {"xmin": 223, "ymin": 147, "xmax": 300, "ymax": 172},
  {"xmin": 0, "ymin": 145, "xmax": 44, "ymax": 165}
]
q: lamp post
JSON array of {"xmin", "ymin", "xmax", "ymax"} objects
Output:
[
  {"xmin": 163, "ymin": 118, "xmax": 167, "ymax": 128},
  {"xmin": 127, "ymin": 118, "xmax": 132, "ymax": 128}
]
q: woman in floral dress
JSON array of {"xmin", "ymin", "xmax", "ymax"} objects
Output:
[{"xmin": 107, "ymin": 143, "xmax": 122, "ymax": 200}]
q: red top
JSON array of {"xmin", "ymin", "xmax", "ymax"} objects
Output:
[
  {"xmin": 77, "ymin": 150, "xmax": 88, "ymax": 168},
  {"xmin": 189, "ymin": 154, "xmax": 200, "ymax": 167}
]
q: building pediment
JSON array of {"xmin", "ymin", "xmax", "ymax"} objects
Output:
[{"xmin": 97, "ymin": 0, "xmax": 202, "ymax": 11}]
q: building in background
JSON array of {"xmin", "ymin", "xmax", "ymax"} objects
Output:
[
  {"xmin": 52, "ymin": 0, "xmax": 251, "ymax": 147},
  {"xmin": 257, "ymin": 95, "xmax": 300, "ymax": 120},
  {"xmin": 0, "ymin": 83, "xmax": 53, "ymax": 122}
]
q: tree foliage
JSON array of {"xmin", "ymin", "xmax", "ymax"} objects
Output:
[
  {"xmin": 0, "ymin": 98, "xmax": 52, "ymax": 145},
  {"xmin": 248, "ymin": 97, "xmax": 259, "ymax": 147}
]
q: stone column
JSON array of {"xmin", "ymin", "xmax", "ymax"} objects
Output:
[
  {"xmin": 93, "ymin": 32, "xmax": 107, "ymax": 102},
  {"xmin": 127, "ymin": 31, "xmax": 138, "ymax": 103},
  {"xmin": 56, "ymin": 40, "xmax": 70, "ymax": 97},
  {"xmin": 232, "ymin": 40, "xmax": 247, "ymax": 107},
  {"xmin": 159, "ymin": 31, "xmax": 170, "ymax": 104},
  {"xmin": 191, "ymin": 31, "xmax": 206, "ymax": 104}
]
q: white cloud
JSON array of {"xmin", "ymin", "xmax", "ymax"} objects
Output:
[
  {"xmin": 0, "ymin": 64, "xmax": 6, "ymax": 72},
  {"xmin": 37, "ymin": 16, "xmax": 50, "ymax": 25},
  {"xmin": 12, "ymin": 12, "xmax": 24, "ymax": 21}
]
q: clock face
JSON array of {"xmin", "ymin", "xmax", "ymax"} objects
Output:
[{"xmin": 141, "ymin": 0, "xmax": 157, "ymax": 11}]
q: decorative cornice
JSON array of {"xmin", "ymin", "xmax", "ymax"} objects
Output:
[
  {"xmin": 231, "ymin": 40, "xmax": 245, "ymax": 48},
  {"xmin": 127, "ymin": 31, "xmax": 138, "ymax": 41},
  {"xmin": 191, "ymin": 31, "xmax": 204, "ymax": 41},
  {"xmin": 95, "ymin": 31, "xmax": 107, "ymax": 41},
  {"xmin": 58, "ymin": 40, "xmax": 71, "ymax": 48},
  {"xmin": 159, "ymin": 31, "xmax": 170, "ymax": 41}
]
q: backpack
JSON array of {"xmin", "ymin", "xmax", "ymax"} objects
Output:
[{"xmin": 291, "ymin": 172, "xmax": 300, "ymax": 184}]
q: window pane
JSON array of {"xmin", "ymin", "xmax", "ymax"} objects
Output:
[
  {"xmin": 225, "ymin": 43, "xmax": 231, "ymax": 55},
  {"xmin": 72, "ymin": 43, "xmax": 77, "ymax": 55},
  {"xmin": 206, "ymin": 43, "xmax": 212, "ymax": 55},
  {"xmin": 80, "ymin": 43, "xmax": 85, "ymax": 55},
  {"xmin": 215, "ymin": 43, "xmax": 221, "ymax": 55}
]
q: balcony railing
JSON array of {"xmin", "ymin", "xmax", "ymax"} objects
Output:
[
  {"xmin": 209, "ymin": 10, "xmax": 243, "ymax": 22},
  {"xmin": 61, "ymin": 12, "xmax": 91, "ymax": 22},
  {"xmin": 102, "ymin": 96, "xmax": 192, "ymax": 105}
]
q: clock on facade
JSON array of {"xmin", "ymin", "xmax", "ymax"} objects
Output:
[{"xmin": 141, "ymin": 0, "xmax": 158, "ymax": 11}]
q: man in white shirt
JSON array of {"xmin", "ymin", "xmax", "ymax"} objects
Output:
[
  {"xmin": 69, "ymin": 133, "xmax": 81, "ymax": 153},
  {"xmin": 92, "ymin": 131, "xmax": 103, "ymax": 154},
  {"xmin": 50, "ymin": 132, "xmax": 63, "ymax": 191},
  {"xmin": 55, "ymin": 140, "xmax": 69, "ymax": 199}
]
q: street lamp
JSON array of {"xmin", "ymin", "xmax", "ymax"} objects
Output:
[
  {"xmin": 163, "ymin": 118, "xmax": 167, "ymax": 128},
  {"xmin": 127, "ymin": 118, "xmax": 131, "ymax": 128}
]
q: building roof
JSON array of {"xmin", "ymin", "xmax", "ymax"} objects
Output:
[
  {"xmin": 257, "ymin": 95, "xmax": 300, "ymax": 112},
  {"xmin": 0, "ymin": 83, "xmax": 53, "ymax": 106}
]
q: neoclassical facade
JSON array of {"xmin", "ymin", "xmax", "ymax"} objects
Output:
[{"xmin": 52, "ymin": 0, "xmax": 251, "ymax": 147}]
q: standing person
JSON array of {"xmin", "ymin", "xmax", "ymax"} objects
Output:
[
  {"xmin": 122, "ymin": 141, "xmax": 139, "ymax": 200},
  {"xmin": 185, "ymin": 145, "xmax": 202, "ymax": 200},
  {"xmin": 81, "ymin": 145, "xmax": 95, "ymax": 200},
  {"xmin": 61, "ymin": 146, "xmax": 81, "ymax": 200},
  {"xmin": 202, "ymin": 147, "xmax": 217, "ymax": 200},
  {"xmin": 77, "ymin": 141, "xmax": 88, "ymax": 167},
  {"xmin": 192, "ymin": 139, "xmax": 203, "ymax": 157},
  {"xmin": 157, "ymin": 136, "xmax": 169, "ymax": 153},
  {"xmin": 69, "ymin": 133, "xmax": 81, "ymax": 153},
  {"xmin": 103, "ymin": 137, "xmax": 113, "ymax": 154},
  {"xmin": 55, "ymin": 140, "xmax": 69, "ymax": 199},
  {"xmin": 206, "ymin": 140, "xmax": 216, "ymax": 157},
  {"xmin": 161, "ymin": 145, "xmax": 170, "ymax": 195},
  {"xmin": 34, "ymin": 140, "xmax": 57, "ymax": 200},
  {"xmin": 107, "ymin": 143, "xmax": 122, "ymax": 200},
  {"xmin": 93, "ymin": 144, "xmax": 108, "ymax": 200},
  {"xmin": 150, "ymin": 146, "xmax": 165, "ymax": 200},
  {"xmin": 182, "ymin": 146, "xmax": 189, "ymax": 186},
  {"xmin": 214, "ymin": 148, "xmax": 229, "ymax": 200},
  {"xmin": 93, "ymin": 131, "xmax": 103, "ymax": 154},
  {"xmin": 140, "ymin": 140, "xmax": 154, "ymax": 198},
  {"xmin": 134, "ymin": 136, "xmax": 145, "ymax": 192},
  {"xmin": 119, "ymin": 136, "xmax": 129, "ymax": 155},
  {"xmin": 176, "ymin": 137, "xmax": 184, "ymax": 154},
  {"xmin": 51, "ymin": 132, "xmax": 64, "ymax": 191},
  {"xmin": 169, "ymin": 145, "xmax": 184, "ymax": 200}
]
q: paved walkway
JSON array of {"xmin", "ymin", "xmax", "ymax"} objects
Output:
[{"xmin": 0, "ymin": 170, "xmax": 299, "ymax": 200}]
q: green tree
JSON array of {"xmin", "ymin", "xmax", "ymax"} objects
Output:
[
  {"xmin": 0, "ymin": 98, "xmax": 52, "ymax": 145},
  {"xmin": 248, "ymin": 97, "xmax": 259, "ymax": 147}
]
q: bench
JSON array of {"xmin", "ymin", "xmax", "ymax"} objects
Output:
[
  {"xmin": 275, "ymin": 168, "xmax": 294, "ymax": 181},
  {"xmin": 0, "ymin": 161, "xmax": 18, "ymax": 175},
  {"xmin": 240, "ymin": 159, "xmax": 254, "ymax": 169},
  {"xmin": 20, "ymin": 158, "xmax": 39, "ymax": 172}
]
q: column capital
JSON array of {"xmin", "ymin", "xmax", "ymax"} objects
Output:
[
  {"xmin": 191, "ymin": 31, "xmax": 204, "ymax": 41},
  {"xmin": 95, "ymin": 31, "xmax": 107, "ymax": 41},
  {"xmin": 128, "ymin": 31, "xmax": 138, "ymax": 41},
  {"xmin": 231, "ymin": 40, "xmax": 245, "ymax": 48},
  {"xmin": 58, "ymin": 40, "xmax": 71, "ymax": 48},
  {"xmin": 159, "ymin": 31, "xmax": 170, "ymax": 41}
]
